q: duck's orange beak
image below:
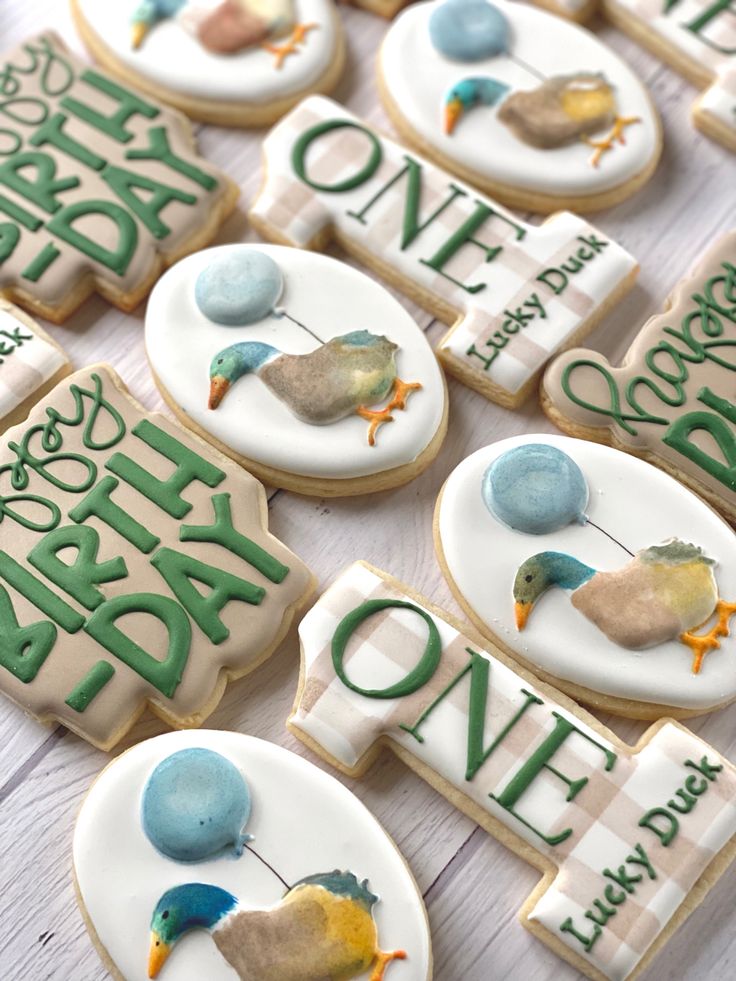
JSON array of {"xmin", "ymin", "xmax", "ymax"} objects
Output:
[
  {"xmin": 515, "ymin": 601, "xmax": 532, "ymax": 631},
  {"xmin": 148, "ymin": 934, "xmax": 171, "ymax": 978},
  {"xmin": 444, "ymin": 97, "xmax": 464, "ymax": 135},
  {"xmin": 208, "ymin": 375, "xmax": 230, "ymax": 410},
  {"xmin": 131, "ymin": 21, "xmax": 149, "ymax": 49}
]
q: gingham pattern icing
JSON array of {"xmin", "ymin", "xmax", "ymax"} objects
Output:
[
  {"xmin": 291, "ymin": 562, "xmax": 736, "ymax": 981},
  {"xmin": 251, "ymin": 97, "xmax": 637, "ymax": 400},
  {"xmin": 0, "ymin": 304, "xmax": 68, "ymax": 426}
]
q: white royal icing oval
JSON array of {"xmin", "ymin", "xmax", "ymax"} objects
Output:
[
  {"xmin": 74, "ymin": 729, "xmax": 431, "ymax": 981},
  {"xmin": 381, "ymin": 0, "xmax": 660, "ymax": 199},
  {"xmin": 145, "ymin": 245, "xmax": 446, "ymax": 482},
  {"xmin": 75, "ymin": 0, "xmax": 339, "ymax": 104},
  {"xmin": 437, "ymin": 433, "xmax": 736, "ymax": 711}
]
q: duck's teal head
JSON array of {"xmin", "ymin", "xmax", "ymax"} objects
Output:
[
  {"xmin": 513, "ymin": 551, "xmax": 595, "ymax": 629},
  {"xmin": 444, "ymin": 77, "xmax": 510, "ymax": 134},
  {"xmin": 148, "ymin": 883, "xmax": 237, "ymax": 978},
  {"xmin": 209, "ymin": 341, "xmax": 280, "ymax": 410}
]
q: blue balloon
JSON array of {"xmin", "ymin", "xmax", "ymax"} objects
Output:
[
  {"xmin": 142, "ymin": 748, "xmax": 252, "ymax": 862},
  {"xmin": 195, "ymin": 248, "xmax": 283, "ymax": 326},
  {"xmin": 429, "ymin": 0, "xmax": 509, "ymax": 62},
  {"xmin": 482, "ymin": 443, "xmax": 589, "ymax": 535}
]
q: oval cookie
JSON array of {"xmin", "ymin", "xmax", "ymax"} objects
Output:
[
  {"xmin": 146, "ymin": 245, "xmax": 449, "ymax": 496},
  {"xmin": 74, "ymin": 729, "xmax": 431, "ymax": 981},
  {"xmin": 71, "ymin": 0, "xmax": 345, "ymax": 126},
  {"xmin": 435, "ymin": 433, "xmax": 736, "ymax": 718},
  {"xmin": 379, "ymin": 0, "xmax": 661, "ymax": 212}
]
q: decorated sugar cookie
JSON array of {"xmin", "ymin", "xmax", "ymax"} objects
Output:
[
  {"xmin": 0, "ymin": 300, "xmax": 71, "ymax": 432},
  {"xmin": 146, "ymin": 245, "xmax": 448, "ymax": 495},
  {"xmin": 378, "ymin": 0, "xmax": 661, "ymax": 213},
  {"xmin": 0, "ymin": 365, "xmax": 312, "ymax": 749},
  {"xmin": 74, "ymin": 729, "xmax": 430, "ymax": 980},
  {"xmin": 0, "ymin": 33, "xmax": 238, "ymax": 324},
  {"xmin": 695, "ymin": 65, "xmax": 736, "ymax": 151},
  {"xmin": 434, "ymin": 433, "xmax": 736, "ymax": 718},
  {"xmin": 250, "ymin": 96, "xmax": 638, "ymax": 408},
  {"xmin": 604, "ymin": 0, "xmax": 735, "ymax": 153},
  {"xmin": 290, "ymin": 561, "xmax": 736, "ymax": 981},
  {"xmin": 542, "ymin": 232, "xmax": 736, "ymax": 523},
  {"xmin": 71, "ymin": 0, "xmax": 345, "ymax": 127}
]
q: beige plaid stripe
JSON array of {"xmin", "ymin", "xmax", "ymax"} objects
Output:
[
  {"xmin": 293, "ymin": 564, "xmax": 736, "ymax": 981},
  {"xmin": 253, "ymin": 97, "xmax": 636, "ymax": 397}
]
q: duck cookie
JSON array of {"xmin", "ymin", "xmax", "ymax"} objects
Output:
[
  {"xmin": 145, "ymin": 245, "xmax": 448, "ymax": 496},
  {"xmin": 0, "ymin": 32, "xmax": 237, "ymax": 323},
  {"xmin": 74, "ymin": 729, "xmax": 431, "ymax": 981},
  {"xmin": 542, "ymin": 232, "xmax": 736, "ymax": 523},
  {"xmin": 0, "ymin": 299, "xmax": 71, "ymax": 432},
  {"xmin": 71, "ymin": 0, "xmax": 345, "ymax": 127},
  {"xmin": 604, "ymin": 0, "xmax": 736, "ymax": 152},
  {"xmin": 291, "ymin": 561, "xmax": 736, "ymax": 981},
  {"xmin": 0, "ymin": 365, "xmax": 312, "ymax": 750},
  {"xmin": 378, "ymin": 0, "xmax": 661, "ymax": 214},
  {"xmin": 434, "ymin": 434, "xmax": 736, "ymax": 719},
  {"xmin": 250, "ymin": 96, "xmax": 638, "ymax": 408}
]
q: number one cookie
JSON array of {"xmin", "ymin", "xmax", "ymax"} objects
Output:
[
  {"xmin": 542, "ymin": 232, "xmax": 736, "ymax": 523},
  {"xmin": 250, "ymin": 95, "xmax": 638, "ymax": 408},
  {"xmin": 290, "ymin": 561, "xmax": 736, "ymax": 981}
]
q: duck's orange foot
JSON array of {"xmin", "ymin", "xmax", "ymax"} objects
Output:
[
  {"xmin": 262, "ymin": 23, "xmax": 318, "ymax": 68},
  {"xmin": 586, "ymin": 116, "xmax": 641, "ymax": 168},
  {"xmin": 681, "ymin": 599, "xmax": 736, "ymax": 674},
  {"xmin": 370, "ymin": 949, "xmax": 407, "ymax": 981},
  {"xmin": 389, "ymin": 378, "xmax": 422, "ymax": 411},
  {"xmin": 356, "ymin": 378, "xmax": 422, "ymax": 446},
  {"xmin": 357, "ymin": 404, "xmax": 394, "ymax": 446}
]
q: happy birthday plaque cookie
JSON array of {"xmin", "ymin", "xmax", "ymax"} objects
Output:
[
  {"xmin": 0, "ymin": 299, "xmax": 71, "ymax": 432},
  {"xmin": 0, "ymin": 365, "xmax": 313, "ymax": 750},
  {"xmin": 71, "ymin": 0, "xmax": 346, "ymax": 127},
  {"xmin": 435, "ymin": 433, "xmax": 736, "ymax": 719},
  {"xmin": 145, "ymin": 244, "xmax": 448, "ymax": 496},
  {"xmin": 0, "ymin": 32, "xmax": 238, "ymax": 323},
  {"xmin": 290, "ymin": 561, "xmax": 736, "ymax": 981},
  {"xmin": 378, "ymin": 0, "xmax": 661, "ymax": 214},
  {"xmin": 74, "ymin": 729, "xmax": 431, "ymax": 981},
  {"xmin": 250, "ymin": 95, "xmax": 638, "ymax": 408},
  {"xmin": 542, "ymin": 233, "xmax": 736, "ymax": 523}
]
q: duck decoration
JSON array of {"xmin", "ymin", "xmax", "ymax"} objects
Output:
[
  {"xmin": 430, "ymin": 0, "xmax": 639, "ymax": 167},
  {"xmin": 482, "ymin": 443, "xmax": 736, "ymax": 676},
  {"xmin": 140, "ymin": 747, "xmax": 407, "ymax": 981},
  {"xmin": 131, "ymin": 0, "xmax": 317, "ymax": 67},
  {"xmin": 513, "ymin": 542, "xmax": 736, "ymax": 675},
  {"xmin": 148, "ymin": 873, "xmax": 407, "ymax": 981},
  {"xmin": 198, "ymin": 249, "xmax": 422, "ymax": 447}
]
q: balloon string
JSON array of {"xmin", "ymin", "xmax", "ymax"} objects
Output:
[
  {"xmin": 273, "ymin": 308, "xmax": 326, "ymax": 345},
  {"xmin": 585, "ymin": 518, "xmax": 634, "ymax": 557},
  {"xmin": 507, "ymin": 53, "xmax": 547, "ymax": 83},
  {"xmin": 245, "ymin": 844, "xmax": 291, "ymax": 890}
]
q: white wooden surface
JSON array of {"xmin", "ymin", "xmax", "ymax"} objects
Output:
[{"xmin": 0, "ymin": 3, "xmax": 735, "ymax": 980}]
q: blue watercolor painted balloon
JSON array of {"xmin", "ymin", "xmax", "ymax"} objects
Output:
[
  {"xmin": 195, "ymin": 248, "xmax": 283, "ymax": 326},
  {"xmin": 482, "ymin": 444, "xmax": 589, "ymax": 535},
  {"xmin": 429, "ymin": 0, "xmax": 509, "ymax": 62},
  {"xmin": 142, "ymin": 748, "xmax": 252, "ymax": 862}
]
